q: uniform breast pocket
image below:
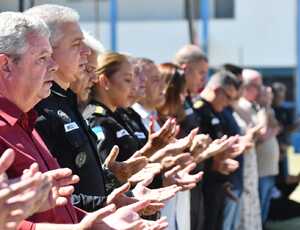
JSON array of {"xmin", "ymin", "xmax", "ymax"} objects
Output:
[
  {"xmin": 65, "ymin": 129, "xmax": 91, "ymax": 169},
  {"xmin": 65, "ymin": 128, "xmax": 88, "ymax": 149}
]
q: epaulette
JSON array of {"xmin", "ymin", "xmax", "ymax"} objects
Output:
[
  {"xmin": 193, "ymin": 99, "xmax": 204, "ymax": 109},
  {"xmin": 94, "ymin": 106, "xmax": 106, "ymax": 115}
]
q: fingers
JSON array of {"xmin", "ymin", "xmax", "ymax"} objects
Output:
[
  {"xmin": 125, "ymin": 219, "xmax": 145, "ymax": 230},
  {"xmin": 173, "ymin": 125, "xmax": 180, "ymax": 139},
  {"xmin": 57, "ymin": 185, "xmax": 74, "ymax": 196},
  {"xmin": 107, "ymin": 182, "xmax": 131, "ymax": 204},
  {"xmin": 148, "ymin": 116, "xmax": 156, "ymax": 136},
  {"xmin": 189, "ymin": 128, "xmax": 199, "ymax": 140},
  {"xmin": 128, "ymin": 164, "xmax": 161, "ymax": 184},
  {"xmin": 44, "ymin": 168, "xmax": 73, "ymax": 181},
  {"xmin": 164, "ymin": 165, "xmax": 181, "ymax": 178},
  {"xmin": 22, "ymin": 163, "xmax": 40, "ymax": 180},
  {"xmin": 126, "ymin": 156, "xmax": 148, "ymax": 171},
  {"xmin": 138, "ymin": 174, "xmax": 154, "ymax": 187},
  {"xmin": 181, "ymin": 162, "xmax": 197, "ymax": 174},
  {"xmin": 126, "ymin": 199, "xmax": 150, "ymax": 212},
  {"xmin": 174, "ymin": 153, "xmax": 193, "ymax": 166},
  {"xmin": 89, "ymin": 204, "xmax": 117, "ymax": 223},
  {"xmin": 159, "ymin": 118, "xmax": 172, "ymax": 137},
  {"xmin": 104, "ymin": 145, "xmax": 119, "ymax": 167},
  {"xmin": 51, "ymin": 174, "xmax": 80, "ymax": 187},
  {"xmin": 0, "ymin": 173, "xmax": 42, "ymax": 200},
  {"xmin": 0, "ymin": 148, "xmax": 15, "ymax": 175},
  {"xmin": 52, "ymin": 197, "xmax": 68, "ymax": 207},
  {"xmin": 155, "ymin": 217, "xmax": 168, "ymax": 230}
]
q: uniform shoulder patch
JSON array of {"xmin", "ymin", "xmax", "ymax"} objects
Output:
[
  {"xmin": 94, "ymin": 106, "xmax": 106, "ymax": 115},
  {"xmin": 193, "ymin": 100, "xmax": 204, "ymax": 109},
  {"xmin": 92, "ymin": 126, "xmax": 105, "ymax": 141}
]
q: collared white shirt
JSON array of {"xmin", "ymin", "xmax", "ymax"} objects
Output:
[{"xmin": 131, "ymin": 103, "xmax": 161, "ymax": 132}]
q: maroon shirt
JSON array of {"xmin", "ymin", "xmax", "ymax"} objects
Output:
[{"xmin": 0, "ymin": 96, "xmax": 83, "ymax": 229}]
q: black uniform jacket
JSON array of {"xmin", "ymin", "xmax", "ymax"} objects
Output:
[
  {"xmin": 114, "ymin": 107, "xmax": 149, "ymax": 149},
  {"xmin": 35, "ymin": 83, "xmax": 107, "ymax": 212},
  {"xmin": 83, "ymin": 100, "xmax": 141, "ymax": 162}
]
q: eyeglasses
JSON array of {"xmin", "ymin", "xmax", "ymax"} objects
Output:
[{"xmin": 221, "ymin": 88, "xmax": 237, "ymax": 101}]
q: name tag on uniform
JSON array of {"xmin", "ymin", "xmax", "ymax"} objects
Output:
[
  {"xmin": 211, "ymin": 117, "xmax": 220, "ymax": 125},
  {"xmin": 64, "ymin": 122, "xmax": 79, "ymax": 132},
  {"xmin": 116, "ymin": 129, "xmax": 129, "ymax": 138},
  {"xmin": 134, "ymin": 132, "xmax": 146, "ymax": 139},
  {"xmin": 185, "ymin": 108, "xmax": 194, "ymax": 116}
]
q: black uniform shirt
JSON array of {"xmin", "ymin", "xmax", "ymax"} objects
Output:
[
  {"xmin": 83, "ymin": 101, "xmax": 141, "ymax": 162},
  {"xmin": 193, "ymin": 97, "xmax": 229, "ymax": 184},
  {"xmin": 35, "ymin": 83, "xmax": 107, "ymax": 211},
  {"xmin": 114, "ymin": 108, "xmax": 148, "ymax": 149}
]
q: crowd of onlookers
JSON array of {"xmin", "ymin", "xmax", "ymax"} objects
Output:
[{"xmin": 0, "ymin": 3, "xmax": 299, "ymax": 230}]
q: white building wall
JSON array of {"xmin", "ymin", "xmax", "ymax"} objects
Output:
[{"xmin": 0, "ymin": 0, "xmax": 297, "ymax": 68}]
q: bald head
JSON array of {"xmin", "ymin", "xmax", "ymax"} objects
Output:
[
  {"xmin": 174, "ymin": 44, "xmax": 208, "ymax": 94},
  {"xmin": 174, "ymin": 44, "xmax": 207, "ymax": 65}
]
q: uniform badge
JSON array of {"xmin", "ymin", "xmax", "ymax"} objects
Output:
[
  {"xmin": 185, "ymin": 107, "xmax": 194, "ymax": 116},
  {"xmin": 134, "ymin": 132, "xmax": 146, "ymax": 139},
  {"xmin": 92, "ymin": 126, "xmax": 105, "ymax": 142},
  {"xmin": 116, "ymin": 129, "xmax": 130, "ymax": 138},
  {"xmin": 64, "ymin": 122, "xmax": 79, "ymax": 132},
  {"xmin": 57, "ymin": 110, "xmax": 71, "ymax": 123},
  {"xmin": 75, "ymin": 152, "xmax": 87, "ymax": 168},
  {"xmin": 193, "ymin": 100, "xmax": 204, "ymax": 109},
  {"xmin": 95, "ymin": 106, "xmax": 106, "ymax": 115},
  {"xmin": 211, "ymin": 117, "xmax": 220, "ymax": 125}
]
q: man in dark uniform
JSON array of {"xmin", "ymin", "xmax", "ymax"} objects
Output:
[
  {"xmin": 27, "ymin": 5, "xmax": 118, "ymax": 211},
  {"xmin": 36, "ymin": 83, "xmax": 110, "ymax": 211},
  {"xmin": 193, "ymin": 71, "xmax": 240, "ymax": 230},
  {"xmin": 174, "ymin": 44, "xmax": 209, "ymax": 230}
]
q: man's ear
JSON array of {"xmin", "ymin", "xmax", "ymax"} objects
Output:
[
  {"xmin": 180, "ymin": 63, "xmax": 187, "ymax": 70},
  {"xmin": 214, "ymin": 86, "xmax": 223, "ymax": 94},
  {"xmin": 0, "ymin": 54, "xmax": 11, "ymax": 73}
]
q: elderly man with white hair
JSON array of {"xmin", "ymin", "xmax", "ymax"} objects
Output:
[
  {"xmin": 0, "ymin": 8, "xmax": 167, "ymax": 230},
  {"xmin": 25, "ymin": 5, "xmax": 175, "ymax": 229},
  {"xmin": 0, "ymin": 9, "xmax": 146, "ymax": 230},
  {"xmin": 234, "ymin": 69, "xmax": 263, "ymax": 230}
]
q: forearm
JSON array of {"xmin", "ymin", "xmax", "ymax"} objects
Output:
[{"xmin": 136, "ymin": 142, "xmax": 156, "ymax": 158}]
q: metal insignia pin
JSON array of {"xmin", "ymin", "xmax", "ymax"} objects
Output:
[
  {"xmin": 75, "ymin": 152, "xmax": 87, "ymax": 168},
  {"xmin": 57, "ymin": 110, "xmax": 71, "ymax": 123}
]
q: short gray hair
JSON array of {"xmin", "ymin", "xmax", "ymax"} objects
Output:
[
  {"xmin": 174, "ymin": 44, "xmax": 207, "ymax": 65},
  {"xmin": 242, "ymin": 69, "xmax": 262, "ymax": 86},
  {"xmin": 25, "ymin": 4, "xmax": 79, "ymax": 46},
  {"xmin": 83, "ymin": 31, "xmax": 105, "ymax": 56},
  {"xmin": 0, "ymin": 12, "xmax": 49, "ymax": 59},
  {"xmin": 206, "ymin": 70, "xmax": 240, "ymax": 90}
]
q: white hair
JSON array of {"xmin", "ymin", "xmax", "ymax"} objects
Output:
[
  {"xmin": 0, "ymin": 12, "xmax": 49, "ymax": 59},
  {"xmin": 82, "ymin": 31, "xmax": 105, "ymax": 55},
  {"xmin": 174, "ymin": 44, "xmax": 207, "ymax": 65},
  {"xmin": 242, "ymin": 69, "xmax": 262, "ymax": 86},
  {"xmin": 206, "ymin": 70, "xmax": 239, "ymax": 89},
  {"xmin": 25, "ymin": 4, "xmax": 79, "ymax": 46}
]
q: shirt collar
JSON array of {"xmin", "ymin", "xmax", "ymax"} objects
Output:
[
  {"xmin": 132, "ymin": 103, "xmax": 156, "ymax": 120},
  {"xmin": 0, "ymin": 96, "xmax": 37, "ymax": 130},
  {"xmin": 239, "ymin": 97, "xmax": 252, "ymax": 109},
  {"xmin": 51, "ymin": 82, "xmax": 68, "ymax": 98}
]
